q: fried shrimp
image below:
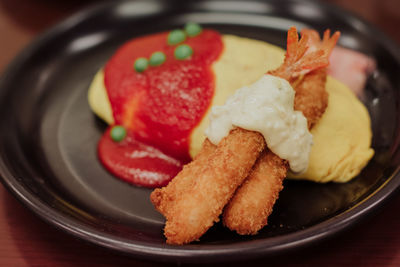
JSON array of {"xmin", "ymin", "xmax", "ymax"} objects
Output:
[
  {"xmin": 222, "ymin": 29, "xmax": 339, "ymax": 235},
  {"xmin": 294, "ymin": 29, "xmax": 340, "ymax": 128},
  {"xmin": 150, "ymin": 27, "xmax": 339, "ymax": 244},
  {"xmin": 152, "ymin": 129, "xmax": 265, "ymax": 244},
  {"xmin": 222, "ymin": 149, "xmax": 288, "ymax": 235}
]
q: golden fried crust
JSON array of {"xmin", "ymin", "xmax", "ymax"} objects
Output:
[
  {"xmin": 150, "ymin": 140, "xmax": 216, "ymax": 216},
  {"xmin": 222, "ymin": 150, "xmax": 288, "ymax": 235},
  {"xmin": 153, "ymin": 128, "xmax": 265, "ymax": 245},
  {"xmin": 294, "ymin": 68, "xmax": 329, "ymax": 128}
]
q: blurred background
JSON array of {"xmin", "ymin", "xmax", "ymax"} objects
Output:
[{"xmin": 1, "ymin": 0, "xmax": 399, "ymax": 73}]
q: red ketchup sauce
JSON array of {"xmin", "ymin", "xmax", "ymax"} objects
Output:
[{"xmin": 98, "ymin": 30, "xmax": 223, "ymax": 188}]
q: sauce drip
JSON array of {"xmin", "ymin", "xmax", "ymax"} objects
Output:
[
  {"xmin": 98, "ymin": 30, "xmax": 223, "ymax": 187},
  {"xmin": 99, "ymin": 128, "xmax": 183, "ymax": 188}
]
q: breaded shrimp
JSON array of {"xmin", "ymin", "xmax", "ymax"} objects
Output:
[
  {"xmin": 294, "ymin": 68, "xmax": 328, "ymax": 128},
  {"xmin": 222, "ymin": 149, "xmax": 288, "ymax": 235},
  {"xmin": 158, "ymin": 129, "xmax": 265, "ymax": 245},
  {"xmin": 151, "ymin": 27, "xmax": 338, "ymax": 244},
  {"xmin": 223, "ymin": 29, "xmax": 340, "ymax": 235},
  {"xmin": 295, "ymin": 29, "xmax": 340, "ymax": 128}
]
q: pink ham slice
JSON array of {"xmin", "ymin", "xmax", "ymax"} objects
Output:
[{"xmin": 328, "ymin": 46, "xmax": 375, "ymax": 96}]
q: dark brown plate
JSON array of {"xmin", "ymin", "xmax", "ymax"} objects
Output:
[{"xmin": 0, "ymin": 0, "xmax": 399, "ymax": 263}]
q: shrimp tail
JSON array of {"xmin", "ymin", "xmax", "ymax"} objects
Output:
[
  {"xmin": 301, "ymin": 28, "xmax": 341, "ymax": 57},
  {"xmin": 270, "ymin": 27, "xmax": 340, "ymax": 81}
]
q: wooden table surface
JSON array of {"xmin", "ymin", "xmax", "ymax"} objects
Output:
[{"xmin": 1, "ymin": 0, "xmax": 399, "ymax": 266}]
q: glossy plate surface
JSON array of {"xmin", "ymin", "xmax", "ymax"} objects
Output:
[{"xmin": 0, "ymin": 0, "xmax": 399, "ymax": 263}]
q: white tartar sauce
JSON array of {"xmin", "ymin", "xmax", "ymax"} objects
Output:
[{"xmin": 205, "ymin": 74, "xmax": 313, "ymax": 173}]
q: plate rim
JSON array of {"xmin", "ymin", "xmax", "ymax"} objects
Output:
[{"xmin": 1, "ymin": 0, "xmax": 400, "ymax": 263}]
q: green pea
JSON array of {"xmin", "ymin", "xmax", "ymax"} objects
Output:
[
  {"xmin": 184, "ymin": 22, "xmax": 202, "ymax": 37},
  {"xmin": 110, "ymin": 125, "xmax": 127, "ymax": 142},
  {"xmin": 174, "ymin": 44, "xmax": 193, "ymax": 60},
  {"xmin": 134, "ymin": 57, "xmax": 148, "ymax": 73},
  {"xmin": 149, "ymin": 51, "xmax": 166, "ymax": 66},
  {"xmin": 167, "ymin": 29, "xmax": 186, "ymax": 45}
]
